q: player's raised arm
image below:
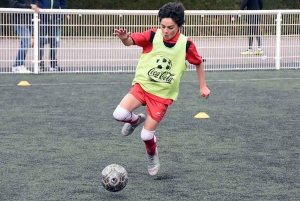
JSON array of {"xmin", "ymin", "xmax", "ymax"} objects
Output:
[{"xmin": 113, "ymin": 29, "xmax": 134, "ymax": 46}]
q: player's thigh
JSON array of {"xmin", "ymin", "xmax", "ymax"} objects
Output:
[
  {"xmin": 119, "ymin": 94, "xmax": 143, "ymax": 112},
  {"xmin": 144, "ymin": 99, "xmax": 168, "ymax": 131},
  {"xmin": 144, "ymin": 115, "xmax": 160, "ymax": 131}
]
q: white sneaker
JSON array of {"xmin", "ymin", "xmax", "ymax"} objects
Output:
[
  {"xmin": 240, "ymin": 49, "xmax": 254, "ymax": 55},
  {"xmin": 49, "ymin": 67, "xmax": 58, "ymax": 71},
  {"xmin": 147, "ymin": 148, "xmax": 160, "ymax": 176},
  {"xmin": 255, "ymin": 48, "xmax": 264, "ymax": 55},
  {"xmin": 12, "ymin": 65, "xmax": 31, "ymax": 74},
  {"xmin": 122, "ymin": 114, "xmax": 146, "ymax": 136}
]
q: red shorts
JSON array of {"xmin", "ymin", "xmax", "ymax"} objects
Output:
[{"xmin": 129, "ymin": 84, "xmax": 173, "ymax": 122}]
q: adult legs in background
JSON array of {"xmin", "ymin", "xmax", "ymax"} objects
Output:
[
  {"xmin": 241, "ymin": 15, "xmax": 263, "ymax": 55},
  {"xmin": 49, "ymin": 24, "xmax": 60, "ymax": 70},
  {"xmin": 249, "ymin": 23, "xmax": 263, "ymax": 54},
  {"xmin": 55, "ymin": 26, "xmax": 60, "ymax": 48},
  {"xmin": 39, "ymin": 19, "xmax": 61, "ymax": 72},
  {"xmin": 13, "ymin": 25, "xmax": 32, "ymax": 73},
  {"xmin": 39, "ymin": 20, "xmax": 47, "ymax": 71}
]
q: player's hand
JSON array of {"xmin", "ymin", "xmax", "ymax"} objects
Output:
[
  {"xmin": 200, "ymin": 86, "xmax": 210, "ymax": 99},
  {"xmin": 113, "ymin": 29, "xmax": 131, "ymax": 40},
  {"xmin": 30, "ymin": 4, "xmax": 40, "ymax": 13}
]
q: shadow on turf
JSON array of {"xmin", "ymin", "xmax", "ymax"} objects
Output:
[
  {"xmin": 103, "ymin": 192, "xmax": 128, "ymax": 198},
  {"xmin": 153, "ymin": 174, "xmax": 176, "ymax": 180},
  {"xmin": 129, "ymin": 169, "xmax": 176, "ymax": 181}
]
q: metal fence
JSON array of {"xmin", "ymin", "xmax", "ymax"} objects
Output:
[{"xmin": 0, "ymin": 8, "xmax": 300, "ymax": 74}]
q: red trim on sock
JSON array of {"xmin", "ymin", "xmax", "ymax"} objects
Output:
[
  {"xmin": 130, "ymin": 118, "xmax": 139, "ymax": 124},
  {"xmin": 144, "ymin": 136, "xmax": 156, "ymax": 155},
  {"xmin": 113, "ymin": 116, "xmax": 138, "ymax": 124}
]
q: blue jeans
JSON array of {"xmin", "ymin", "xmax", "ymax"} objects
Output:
[
  {"xmin": 39, "ymin": 21, "xmax": 59, "ymax": 67},
  {"xmin": 44, "ymin": 26, "xmax": 60, "ymax": 48},
  {"xmin": 14, "ymin": 25, "xmax": 32, "ymax": 66}
]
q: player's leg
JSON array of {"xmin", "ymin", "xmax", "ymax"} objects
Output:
[
  {"xmin": 142, "ymin": 115, "xmax": 160, "ymax": 176},
  {"xmin": 113, "ymin": 84, "xmax": 146, "ymax": 136},
  {"xmin": 141, "ymin": 98, "xmax": 169, "ymax": 176}
]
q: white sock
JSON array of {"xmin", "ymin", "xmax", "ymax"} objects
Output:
[{"xmin": 141, "ymin": 127, "xmax": 155, "ymax": 141}]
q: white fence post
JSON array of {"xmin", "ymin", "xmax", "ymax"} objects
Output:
[
  {"xmin": 275, "ymin": 11, "xmax": 282, "ymax": 70},
  {"xmin": 33, "ymin": 12, "xmax": 40, "ymax": 74},
  {"xmin": 0, "ymin": 13, "xmax": 2, "ymax": 39}
]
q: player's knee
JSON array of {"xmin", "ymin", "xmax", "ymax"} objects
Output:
[
  {"xmin": 113, "ymin": 105, "xmax": 130, "ymax": 121},
  {"xmin": 141, "ymin": 128, "xmax": 155, "ymax": 141}
]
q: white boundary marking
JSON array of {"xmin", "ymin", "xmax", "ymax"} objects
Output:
[{"xmin": 0, "ymin": 77, "xmax": 299, "ymax": 87}]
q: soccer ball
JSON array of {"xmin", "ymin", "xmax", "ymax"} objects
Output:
[
  {"xmin": 156, "ymin": 57, "xmax": 172, "ymax": 71},
  {"xmin": 101, "ymin": 164, "xmax": 128, "ymax": 192}
]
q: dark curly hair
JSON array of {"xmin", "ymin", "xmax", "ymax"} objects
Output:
[{"xmin": 158, "ymin": 2, "xmax": 185, "ymax": 27}]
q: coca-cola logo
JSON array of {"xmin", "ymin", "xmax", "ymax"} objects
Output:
[
  {"xmin": 148, "ymin": 68, "xmax": 175, "ymax": 84},
  {"xmin": 148, "ymin": 57, "xmax": 175, "ymax": 84}
]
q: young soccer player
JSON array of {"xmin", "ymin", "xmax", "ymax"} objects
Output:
[{"xmin": 113, "ymin": 2, "xmax": 210, "ymax": 176}]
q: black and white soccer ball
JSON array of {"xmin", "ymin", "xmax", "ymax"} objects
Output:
[
  {"xmin": 156, "ymin": 57, "xmax": 172, "ymax": 71},
  {"xmin": 101, "ymin": 164, "xmax": 128, "ymax": 192}
]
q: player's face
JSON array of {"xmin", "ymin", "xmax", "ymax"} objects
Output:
[{"xmin": 160, "ymin": 18, "xmax": 180, "ymax": 40}]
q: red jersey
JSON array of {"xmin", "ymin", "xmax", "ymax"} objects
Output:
[{"xmin": 130, "ymin": 28, "xmax": 202, "ymax": 65}]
